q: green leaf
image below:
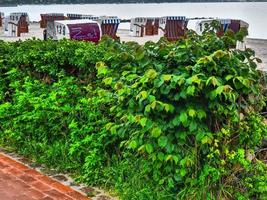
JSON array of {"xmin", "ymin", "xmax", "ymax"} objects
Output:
[
  {"xmin": 173, "ymin": 155, "xmax": 179, "ymax": 164},
  {"xmin": 129, "ymin": 140, "xmax": 138, "ymax": 149},
  {"xmin": 151, "ymin": 127, "xmax": 162, "ymax": 138},
  {"xmin": 172, "ymin": 115, "xmax": 180, "ymax": 126},
  {"xmin": 215, "ymin": 86, "xmax": 224, "ymax": 95},
  {"xmin": 180, "ymin": 168, "xmax": 187, "ymax": 177},
  {"xmin": 162, "ymin": 74, "xmax": 172, "ymax": 81},
  {"xmin": 158, "ymin": 136, "xmax": 168, "ymax": 147},
  {"xmin": 137, "ymin": 91, "xmax": 148, "ymax": 100},
  {"xmin": 213, "ymin": 50, "xmax": 226, "ymax": 58},
  {"xmin": 225, "ymin": 75, "xmax": 233, "ymax": 81},
  {"xmin": 191, "ymin": 75, "xmax": 201, "ymax": 85},
  {"xmin": 157, "ymin": 152, "xmax": 165, "ymax": 161},
  {"xmin": 196, "ymin": 132, "xmax": 204, "ymax": 141},
  {"xmin": 186, "ymin": 85, "xmax": 195, "ymax": 96},
  {"xmin": 96, "ymin": 62, "xmax": 108, "ymax": 75},
  {"xmin": 189, "ymin": 121, "xmax": 197, "ymax": 132},
  {"xmin": 140, "ymin": 117, "xmax": 147, "ymax": 127},
  {"xmin": 188, "ymin": 109, "xmax": 196, "ymax": 117},
  {"xmin": 145, "ymin": 144, "xmax": 154, "ymax": 154},
  {"xmin": 164, "ymin": 103, "xmax": 174, "ymax": 113},
  {"xmin": 145, "ymin": 69, "xmax": 158, "ymax": 79},
  {"xmin": 151, "ymin": 101, "xmax": 157, "ymax": 109},
  {"xmin": 165, "ymin": 155, "xmax": 173, "ymax": 162},
  {"xmin": 103, "ymin": 77, "xmax": 113, "ymax": 85},
  {"xmin": 179, "ymin": 112, "xmax": 188, "ymax": 125},
  {"xmin": 110, "ymin": 126, "xmax": 117, "ymax": 135},
  {"xmin": 201, "ymin": 136, "xmax": 212, "ymax": 144},
  {"xmin": 154, "ymin": 78, "xmax": 164, "ymax": 88},
  {"xmin": 135, "ymin": 47, "xmax": 145, "ymax": 60},
  {"xmin": 206, "ymin": 76, "xmax": 220, "ymax": 87},
  {"xmin": 197, "ymin": 109, "xmax": 206, "ymax": 119}
]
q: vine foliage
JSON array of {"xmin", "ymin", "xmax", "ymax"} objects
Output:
[{"xmin": 0, "ymin": 27, "xmax": 266, "ymax": 199}]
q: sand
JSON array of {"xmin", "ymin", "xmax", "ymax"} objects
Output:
[{"xmin": 0, "ymin": 22, "xmax": 266, "ymax": 72}]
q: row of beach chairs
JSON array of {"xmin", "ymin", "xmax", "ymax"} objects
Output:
[
  {"xmin": 0, "ymin": 11, "xmax": 248, "ymax": 42},
  {"xmin": 131, "ymin": 16, "xmax": 248, "ymax": 41}
]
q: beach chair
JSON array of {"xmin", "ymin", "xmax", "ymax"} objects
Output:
[
  {"xmin": 8, "ymin": 13, "xmax": 29, "ymax": 37},
  {"xmin": 40, "ymin": 13, "xmax": 65, "ymax": 28},
  {"xmin": 0, "ymin": 12, "xmax": 4, "ymax": 27},
  {"xmin": 100, "ymin": 18, "xmax": 120, "ymax": 39},
  {"xmin": 130, "ymin": 17, "xmax": 147, "ymax": 37},
  {"xmin": 217, "ymin": 19, "xmax": 248, "ymax": 36},
  {"xmin": 159, "ymin": 16, "xmax": 187, "ymax": 41}
]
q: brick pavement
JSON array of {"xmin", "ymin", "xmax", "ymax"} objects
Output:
[{"xmin": 0, "ymin": 153, "xmax": 90, "ymax": 200}]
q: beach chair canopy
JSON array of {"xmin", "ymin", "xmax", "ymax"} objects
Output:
[
  {"xmin": 131, "ymin": 17, "xmax": 147, "ymax": 25},
  {"xmin": 81, "ymin": 15, "xmax": 99, "ymax": 20},
  {"xmin": 40, "ymin": 13, "xmax": 65, "ymax": 28},
  {"xmin": 9, "ymin": 12, "xmax": 29, "ymax": 25},
  {"xmin": 67, "ymin": 14, "xmax": 82, "ymax": 20},
  {"xmin": 67, "ymin": 14, "xmax": 96, "ymax": 20},
  {"xmin": 41, "ymin": 13, "xmax": 65, "ymax": 20}
]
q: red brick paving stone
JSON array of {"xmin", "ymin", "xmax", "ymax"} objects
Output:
[
  {"xmin": 6, "ymin": 167, "xmax": 23, "ymax": 176},
  {"xmin": 0, "ymin": 153, "xmax": 91, "ymax": 200},
  {"xmin": 25, "ymin": 188, "xmax": 46, "ymax": 199},
  {"xmin": 0, "ymin": 160, "xmax": 9, "ymax": 169},
  {"xmin": 38, "ymin": 175, "xmax": 58, "ymax": 185},
  {"xmin": 67, "ymin": 191, "xmax": 90, "ymax": 200},
  {"xmin": 51, "ymin": 182, "xmax": 74, "ymax": 193},
  {"xmin": 19, "ymin": 174, "xmax": 37, "ymax": 183},
  {"xmin": 40, "ymin": 197, "xmax": 54, "ymax": 200},
  {"xmin": 25, "ymin": 169, "xmax": 44, "ymax": 177},
  {"xmin": 45, "ymin": 189, "xmax": 69, "ymax": 199},
  {"xmin": 31, "ymin": 181, "xmax": 52, "ymax": 192}
]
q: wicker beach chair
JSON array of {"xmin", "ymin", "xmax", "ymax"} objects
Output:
[
  {"xmin": 0, "ymin": 12, "xmax": 4, "ymax": 27},
  {"xmin": 8, "ymin": 13, "xmax": 29, "ymax": 37},
  {"xmin": 160, "ymin": 16, "xmax": 187, "ymax": 41},
  {"xmin": 100, "ymin": 18, "xmax": 120, "ymax": 39}
]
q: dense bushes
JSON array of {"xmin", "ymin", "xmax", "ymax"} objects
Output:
[{"xmin": 0, "ymin": 29, "xmax": 266, "ymax": 200}]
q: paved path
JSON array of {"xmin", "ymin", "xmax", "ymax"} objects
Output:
[{"xmin": 0, "ymin": 153, "xmax": 90, "ymax": 200}]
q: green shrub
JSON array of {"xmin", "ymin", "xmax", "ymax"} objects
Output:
[{"xmin": 0, "ymin": 27, "xmax": 266, "ymax": 200}]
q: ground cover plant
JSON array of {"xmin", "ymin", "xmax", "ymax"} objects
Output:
[{"xmin": 0, "ymin": 27, "xmax": 266, "ymax": 199}]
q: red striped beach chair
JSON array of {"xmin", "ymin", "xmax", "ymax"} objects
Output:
[
  {"xmin": 8, "ymin": 13, "xmax": 29, "ymax": 37},
  {"xmin": 100, "ymin": 18, "xmax": 120, "ymax": 39},
  {"xmin": 160, "ymin": 16, "xmax": 187, "ymax": 41},
  {"xmin": 0, "ymin": 12, "xmax": 4, "ymax": 27}
]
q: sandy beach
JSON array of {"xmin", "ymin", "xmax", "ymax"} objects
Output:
[{"xmin": 1, "ymin": 22, "xmax": 266, "ymax": 72}]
